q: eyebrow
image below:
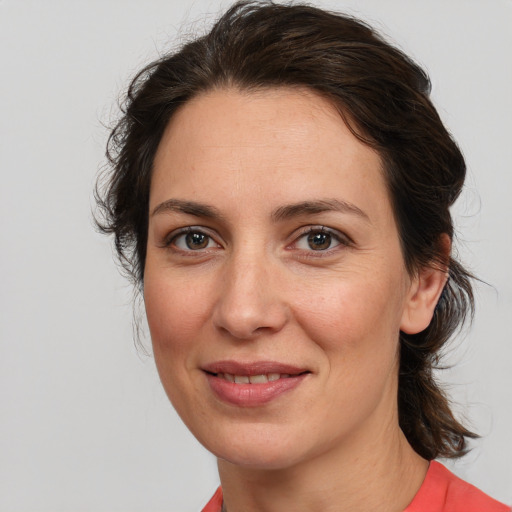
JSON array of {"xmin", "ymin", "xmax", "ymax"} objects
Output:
[
  {"xmin": 151, "ymin": 197, "xmax": 370, "ymax": 223},
  {"xmin": 151, "ymin": 199, "xmax": 224, "ymax": 220},
  {"xmin": 271, "ymin": 199, "xmax": 370, "ymax": 223}
]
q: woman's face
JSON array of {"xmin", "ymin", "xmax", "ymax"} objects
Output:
[{"xmin": 144, "ymin": 87, "xmax": 424, "ymax": 470}]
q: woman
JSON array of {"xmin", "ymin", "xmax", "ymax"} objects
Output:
[{"xmin": 96, "ymin": 2, "xmax": 511, "ymax": 510}]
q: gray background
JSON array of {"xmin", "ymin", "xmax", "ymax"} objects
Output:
[{"xmin": 1, "ymin": 0, "xmax": 511, "ymax": 510}]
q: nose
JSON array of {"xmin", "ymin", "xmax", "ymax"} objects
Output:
[{"xmin": 212, "ymin": 251, "xmax": 290, "ymax": 340}]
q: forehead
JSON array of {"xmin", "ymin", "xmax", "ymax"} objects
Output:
[
  {"xmin": 150, "ymin": 87, "xmax": 390, "ymax": 222},
  {"xmin": 155, "ymin": 86, "xmax": 371, "ymax": 162}
]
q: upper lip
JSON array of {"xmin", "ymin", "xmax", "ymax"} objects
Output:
[{"xmin": 202, "ymin": 360, "xmax": 309, "ymax": 376}]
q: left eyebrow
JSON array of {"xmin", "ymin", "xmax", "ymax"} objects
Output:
[{"xmin": 271, "ymin": 199, "xmax": 370, "ymax": 223}]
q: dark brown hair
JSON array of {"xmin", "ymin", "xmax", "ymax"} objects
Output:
[{"xmin": 96, "ymin": 0, "xmax": 476, "ymax": 460}]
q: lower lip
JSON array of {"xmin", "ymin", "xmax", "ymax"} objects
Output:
[{"xmin": 205, "ymin": 373, "xmax": 308, "ymax": 407}]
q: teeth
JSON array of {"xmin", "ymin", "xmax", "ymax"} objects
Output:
[
  {"xmin": 220, "ymin": 373, "xmax": 291, "ymax": 383},
  {"xmin": 249, "ymin": 374, "xmax": 268, "ymax": 384}
]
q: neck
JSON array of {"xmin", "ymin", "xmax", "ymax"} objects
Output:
[{"xmin": 217, "ymin": 416, "xmax": 428, "ymax": 512}]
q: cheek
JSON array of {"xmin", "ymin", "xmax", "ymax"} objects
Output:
[
  {"xmin": 143, "ymin": 267, "xmax": 213, "ymax": 365},
  {"xmin": 304, "ymin": 278, "xmax": 404, "ymax": 398},
  {"xmin": 292, "ymin": 272, "xmax": 406, "ymax": 386},
  {"xmin": 143, "ymin": 270, "xmax": 212, "ymax": 421},
  {"xmin": 295, "ymin": 276, "xmax": 404, "ymax": 343}
]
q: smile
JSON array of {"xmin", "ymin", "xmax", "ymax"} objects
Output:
[
  {"xmin": 216, "ymin": 373, "xmax": 291, "ymax": 384},
  {"xmin": 202, "ymin": 361, "xmax": 310, "ymax": 407}
]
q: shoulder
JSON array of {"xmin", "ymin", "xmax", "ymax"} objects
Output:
[{"xmin": 405, "ymin": 460, "xmax": 511, "ymax": 512}]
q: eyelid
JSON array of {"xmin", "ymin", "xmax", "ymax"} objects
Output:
[
  {"xmin": 288, "ymin": 225, "xmax": 353, "ymax": 252},
  {"xmin": 162, "ymin": 226, "xmax": 223, "ymax": 251},
  {"xmin": 160, "ymin": 224, "xmax": 351, "ymax": 254}
]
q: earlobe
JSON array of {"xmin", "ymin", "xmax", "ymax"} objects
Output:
[{"xmin": 400, "ymin": 236, "xmax": 450, "ymax": 335}]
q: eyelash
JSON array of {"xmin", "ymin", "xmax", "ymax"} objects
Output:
[
  {"xmin": 289, "ymin": 226, "xmax": 352, "ymax": 256},
  {"xmin": 163, "ymin": 227, "xmax": 221, "ymax": 253},
  {"xmin": 162, "ymin": 225, "xmax": 352, "ymax": 256}
]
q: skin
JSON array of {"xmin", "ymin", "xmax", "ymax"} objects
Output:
[{"xmin": 144, "ymin": 87, "xmax": 448, "ymax": 512}]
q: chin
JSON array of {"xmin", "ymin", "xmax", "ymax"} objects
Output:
[
  {"xmin": 187, "ymin": 421, "xmax": 294, "ymax": 469},
  {"xmin": 216, "ymin": 446, "xmax": 304, "ymax": 471},
  {"xmin": 200, "ymin": 421, "xmax": 324, "ymax": 471}
]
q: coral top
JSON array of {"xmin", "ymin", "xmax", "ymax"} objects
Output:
[{"xmin": 202, "ymin": 461, "xmax": 510, "ymax": 512}]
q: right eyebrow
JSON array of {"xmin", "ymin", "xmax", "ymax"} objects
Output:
[{"xmin": 150, "ymin": 199, "xmax": 224, "ymax": 220}]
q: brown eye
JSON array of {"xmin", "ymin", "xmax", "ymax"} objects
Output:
[
  {"xmin": 171, "ymin": 229, "xmax": 218, "ymax": 251},
  {"xmin": 185, "ymin": 232, "xmax": 209, "ymax": 249},
  {"xmin": 307, "ymin": 231, "xmax": 333, "ymax": 250},
  {"xmin": 293, "ymin": 227, "xmax": 346, "ymax": 253}
]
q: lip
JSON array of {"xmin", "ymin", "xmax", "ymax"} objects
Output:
[
  {"xmin": 202, "ymin": 360, "xmax": 308, "ymax": 376},
  {"xmin": 202, "ymin": 360, "xmax": 310, "ymax": 407}
]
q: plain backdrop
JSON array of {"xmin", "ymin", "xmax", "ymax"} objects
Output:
[{"xmin": 1, "ymin": 0, "xmax": 511, "ymax": 510}]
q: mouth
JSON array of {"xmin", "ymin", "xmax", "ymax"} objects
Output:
[
  {"xmin": 202, "ymin": 361, "xmax": 311, "ymax": 406},
  {"xmin": 212, "ymin": 372, "xmax": 298, "ymax": 384},
  {"xmin": 202, "ymin": 360, "xmax": 310, "ymax": 381}
]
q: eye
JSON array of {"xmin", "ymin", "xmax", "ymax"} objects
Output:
[
  {"xmin": 294, "ymin": 227, "xmax": 347, "ymax": 252},
  {"xmin": 170, "ymin": 229, "xmax": 219, "ymax": 251}
]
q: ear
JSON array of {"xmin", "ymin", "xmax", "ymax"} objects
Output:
[{"xmin": 400, "ymin": 235, "xmax": 450, "ymax": 335}]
